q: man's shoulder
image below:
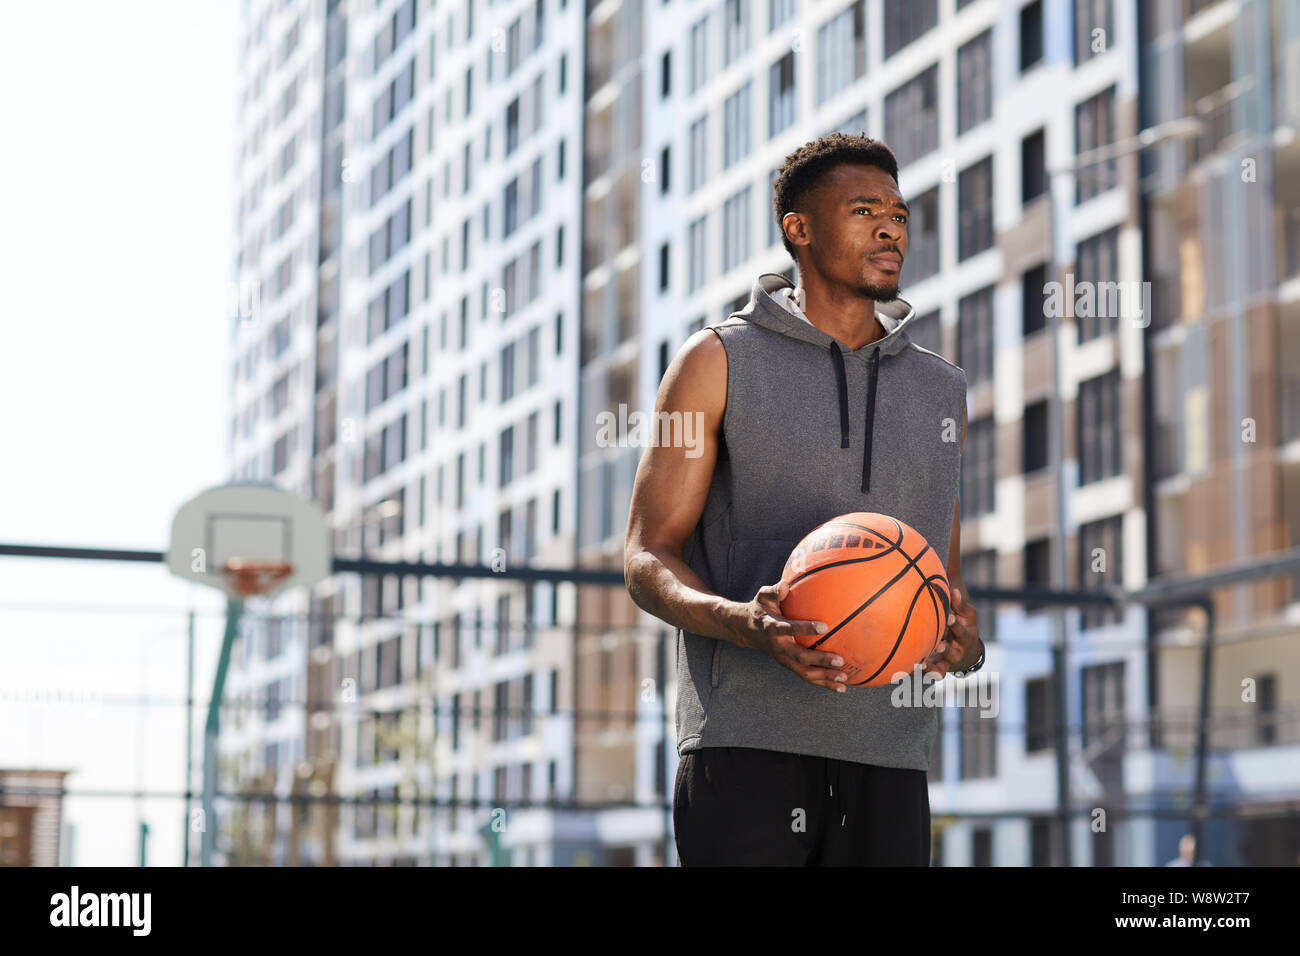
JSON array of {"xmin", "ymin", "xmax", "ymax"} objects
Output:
[{"xmin": 902, "ymin": 340, "xmax": 967, "ymax": 389}]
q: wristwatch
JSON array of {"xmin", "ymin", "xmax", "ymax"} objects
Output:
[{"xmin": 953, "ymin": 638, "xmax": 985, "ymax": 678}]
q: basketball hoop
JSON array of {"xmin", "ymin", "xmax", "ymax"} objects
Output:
[{"xmin": 222, "ymin": 558, "xmax": 294, "ymax": 598}]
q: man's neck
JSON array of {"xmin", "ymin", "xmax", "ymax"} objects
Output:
[{"xmin": 797, "ymin": 280, "xmax": 887, "ymax": 351}]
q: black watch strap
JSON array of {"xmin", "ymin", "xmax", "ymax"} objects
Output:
[{"xmin": 955, "ymin": 639, "xmax": 985, "ymax": 677}]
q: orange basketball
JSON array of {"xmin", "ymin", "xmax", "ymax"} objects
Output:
[{"xmin": 779, "ymin": 512, "xmax": 950, "ymax": 687}]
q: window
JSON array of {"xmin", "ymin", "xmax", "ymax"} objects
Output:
[
  {"xmin": 1080, "ymin": 660, "xmax": 1125, "ymax": 751},
  {"xmin": 1023, "ymin": 537, "xmax": 1051, "ymax": 612},
  {"xmin": 816, "ymin": 1, "xmax": 865, "ymax": 105},
  {"xmin": 961, "ymin": 416, "xmax": 995, "ymax": 518},
  {"xmin": 958, "ymin": 157, "xmax": 993, "ymax": 260},
  {"xmin": 1075, "ymin": 227, "xmax": 1120, "ymax": 341},
  {"xmin": 900, "ymin": 187, "xmax": 939, "ymax": 285},
  {"xmin": 659, "ymin": 243, "xmax": 670, "ymax": 291},
  {"xmin": 1022, "ymin": 128, "xmax": 1047, "ymax": 204},
  {"xmin": 688, "ymin": 15, "xmax": 709, "ymax": 94},
  {"xmin": 660, "ymin": 50, "xmax": 671, "ymax": 99},
  {"xmin": 1031, "ymin": 818, "xmax": 1055, "ymax": 866},
  {"xmin": 688, "ymin": 116, "xmax": 708, "ymax": 193},
  {"xmin": 883, "ymin": 0, "xmax": 936, "ymax": 58},
  {"xmin": 972, "ymin": 828, "xmax": 992, "ymax": 866},
  {"xmin": 1078, "ymin": 369, "xmax": 1122, "ymax": 485},
  {"xmin": 1025, "ymin": 676, "xmax": 1055, "ymax": 753},
  {"xmin": 768, "ymin": 168, "xmax": 782, "ymax": 249},
  {"xmin": 768, "ymin": 52, "xmax": 797, "ymax": 137},
  {"xmin": 499, "ymin": 426, "xmax": 515, "ymax": 488},
  {"xmin": 957, "ymin": 30, "xmax": 992, "ymax": 134},
  {"xmin": 1020, "ymin": 1, "xmax": 1043, "ymax": 71},
  {"xmin": 505, "ymin": 98, "xmax": 520, "ymax": 155},
  {"xmin": 723, "ymin": 82, "xmax": 752, "ymax": 169},
  {"xmin": 831, "ymin": 109, "xmax": 866, "ymax": 137},
  {"xmin": 908, "ymin": 309, "xmax": 941, "ymax": 356},
  {"xmin": 1257, "ymin": 674, "xmax": 1277, "ymax": 745},
  {"xmin": 688, "ymin": 215, "xmax": 708, "ymax": 292},
  {"xmin": 929, "ymin": 712, "xmax": 944, "ymax": 782},
  {"xmin": 526, "ymin": 326, "xmax": 540, "ymax": 388},
  {"xmin": 960, "ymin": 548, "xmax": 998, "ymax": 643},
  {"xmin": 885, "ymin": 65, "xmax": 939, "ymax": 165},
  {"xmin": 1023, "ymin": 400, "xmax": 1049, "ymax": 474},
  {"xmin": 957, "ymin": 285, "xmax": 994, "ymax": 384},
  {"xmin": 1022, "ymin": 263, "xmax": 1048, "ymax": 336},
  {"xmin": 769, "ymin": 0, "xmax": 796, "ymax": 32},
  {"xmin": 959, "ymin": 688, "xmax": 996, "ymax": 779},
  {"xmin": 659, "ymin": 145, "xmax": 671, "ymax": 195},
  {"xmin": 1078, "ymin": 515, "xmax": 1123, "ymax": 629},
  {"xmin": 723, "ymin": 0, "xmax": 752, "ymax": 66},
  {"xmin": 722, "ymin": 186, "xmax": 752, "ymax": 273},
  {"xmin": 526, "ymin": 411, "xmax": 539, "ymax": 472},
  {"xmin": 1074, "ymin": 0, "xmax": 1113, "ymax": 65},
  {"xmin": 499, "ymin": 344, "xmax": 518, "ymax": 405},
  {"xmin": 1075, "ymin": 86, "xmax": 1117, "ymax": 202}
]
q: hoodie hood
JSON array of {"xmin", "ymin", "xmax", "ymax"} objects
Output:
[{"xmin": 727, "ymin": 272, "xmax": 919, "ymax": 494}]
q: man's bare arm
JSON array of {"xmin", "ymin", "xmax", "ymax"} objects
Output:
[
  {"xmin": 624, "ymin": 330, "xmax": 857, "ymax": 691},
  {"xmin": 623, "ymin": 329, "xmax": 741, "ymax": 642}
]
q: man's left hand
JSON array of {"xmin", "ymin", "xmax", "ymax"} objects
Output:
[{"xmin": 923, "ymin": 587, "xmax": 981, "ymax": 678}]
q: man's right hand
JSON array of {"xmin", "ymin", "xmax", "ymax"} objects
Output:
[{"xmin": 727, "ymin": 579, "xmax": 851, "ymax": 692}]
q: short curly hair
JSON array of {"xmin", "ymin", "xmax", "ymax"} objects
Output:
[{"xmin": 772, "ymin": 133, "xmax": 900, "ymax": 265}]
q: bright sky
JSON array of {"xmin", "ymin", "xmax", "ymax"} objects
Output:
[{"xmin": 0, "ymin": 1, "xmax": 240, "ymax": 865}]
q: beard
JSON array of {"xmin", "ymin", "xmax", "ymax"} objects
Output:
[{"xmin": 857, "ymin": 278, "xmax": 901, "ymax": 303}]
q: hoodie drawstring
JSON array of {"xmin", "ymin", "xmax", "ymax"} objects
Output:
[
  {"xmin": 827, "ymin": 344, "xmax": 881, "ymax": 494},
  {"xmin": 863, "ymin": 349, "xmax": 879, "ymax": 494},
  {"xmin": 829, "ymin": 342, "xmax": 850, "ymax": 449}
]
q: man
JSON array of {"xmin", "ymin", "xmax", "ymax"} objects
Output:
[{"xmin": 624, "ymin": 133, "xmax": 984, "ymax": 866}]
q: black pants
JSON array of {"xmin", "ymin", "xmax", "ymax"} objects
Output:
[{"xmin": 673, "ymin": 746, "xmax": 931, "ymax": 866}]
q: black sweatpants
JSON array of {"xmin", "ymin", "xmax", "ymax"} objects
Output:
[{"xmin": 673, "ymin": 746, "xmax": 931, "ymax": 866}]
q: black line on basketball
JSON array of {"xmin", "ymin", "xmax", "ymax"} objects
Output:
[
  {"xmin": 786, "ymin": 544, "xmax": 902, "ymax": 587},
  {"xmin": 857, "ymin": 574, "xmax": 935, "ymax": 684},
  {"xmin": 808, "ymin": 542, "xmax": 933, "ymax": 650}
]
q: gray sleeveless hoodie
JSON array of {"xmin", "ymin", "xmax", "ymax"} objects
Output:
[{"xmin": 676, "ymin": 272, "xmax": 967, "ymax": 771}]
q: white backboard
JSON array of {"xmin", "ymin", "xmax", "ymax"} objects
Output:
[{"xmin": 167, "ymin": 483, "xmax": 330, "ymax": 599}]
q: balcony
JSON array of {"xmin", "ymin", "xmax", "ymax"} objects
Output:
[
  {"xmin": 1153, "ymin": 703, "xmax": 1300, "ymax": 751},
  {"xmin": 1284, "ymin": 207, "xmax": 1300, "ymax": 280},
  {"xmin": 1188, "ymin": 93, "xmax": 1237, "ymax": 164},
  {"xmin": 1153, "ymin": 420, "xmax": 1182, "ymax": 481},
  {"xmin": 1147, "ymin": 274, "xmax": 1181, "ymax": 334},
  {"xmin": 1183, "ymin": 0, "xmax": 1226, "ymax": 19},
  {"xmin": 1283, "ymin": 377, "xmax": 1300, "ymax": 445}
]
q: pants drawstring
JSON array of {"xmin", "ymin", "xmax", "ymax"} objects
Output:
[{"xmin": 828, "ymin": 761, "xmax": 845, "ymax": 827}]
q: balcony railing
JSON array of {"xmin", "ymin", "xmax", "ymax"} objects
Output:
[{"xmin": 1152, "ymin": 703, "xmax": 1300, "ymax": 751}]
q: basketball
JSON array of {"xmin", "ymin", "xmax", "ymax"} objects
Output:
[{"xmin": 778, "ymin": 512, "xmax": 950, "ymax": 687}]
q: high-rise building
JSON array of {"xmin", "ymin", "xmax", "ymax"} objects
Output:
[
  {"xmin": 227, "ymin": 0, "xmax": 610, "ymax": 867},
  {"xmin": 1138, "ymin": 0, "xmax": 1300, "ymax": 867},
  {"xmin": 222, "ymin": 0, "xmax": 1299, "ymax": 866}
]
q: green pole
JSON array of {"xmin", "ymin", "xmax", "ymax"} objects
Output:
[
  {"xmin": 200, "ymin": 598, "xmax": 243, "ymax": 867},
  {"xmin": 183, "ymin": 609, "xmax": 194, "ymax": 867}
]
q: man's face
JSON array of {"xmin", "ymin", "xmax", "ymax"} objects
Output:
[{"xmin": 798, "ymin": 162, "xmax": 909, "ymax": 302}]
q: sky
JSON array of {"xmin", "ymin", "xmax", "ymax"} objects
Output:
[{"xmin": 0, "ymin": 1, "xmax": 241, "ymax": 865}]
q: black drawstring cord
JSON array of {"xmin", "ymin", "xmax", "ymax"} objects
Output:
[
  {"xmin": 829, "ymin": 342, "xmax": 882, "ymax": 493},
  {"xmin": 862, "ymin": 349, "xmax": 880, "ymax": 494},
  {"xmin": 829, "ymin": 342, "xmax": 849, "ymax": 448},
  {"xmin": 828, "ymin": 760, "xmax": 845, "ymax": 827}
]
